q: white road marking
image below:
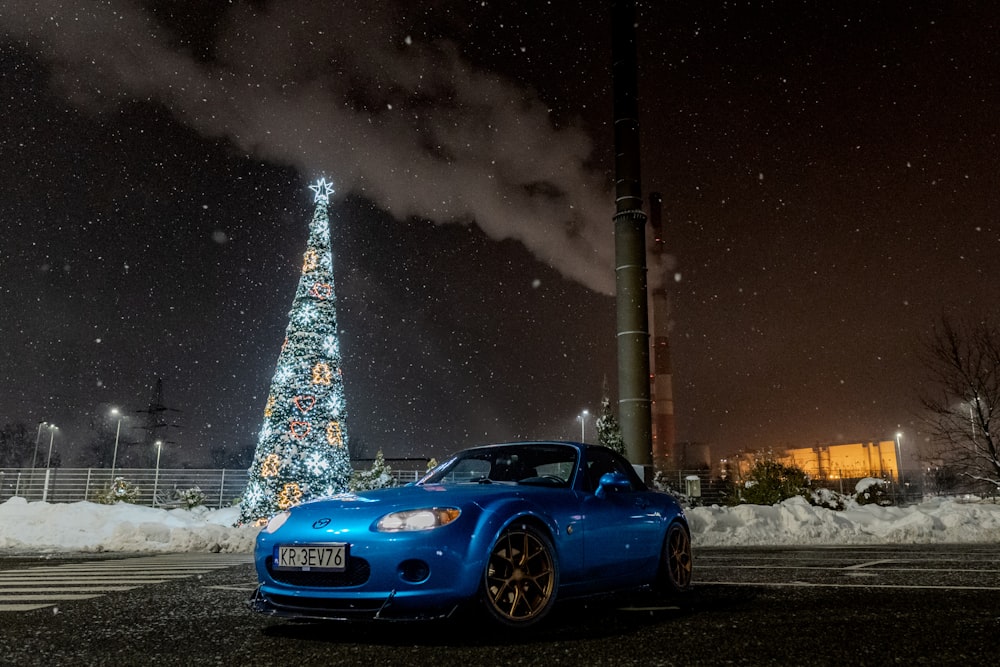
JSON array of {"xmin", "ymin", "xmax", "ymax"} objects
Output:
[
  {"xmin": 843, "ymin": 559, "xmax": 904, "ymax": 569},
  {"xmin": 693, "ymin": 546, "xmax": 1000, "ymax": 591},
  {"xmin": 698, "ymin": 581, "xmax": 1000, "ymax": 592},
  {"xmin": 0, "ymin": 587, "xmax": 137, "ymax": 593},
  {"xmin": 204, "ymin": 583, "xmax": 259, "ymax": 592},
  {"xmin": 0, "ymin": 604, "xmax": 55, "ymax": 612},
  {"xmin": 0, "ymin": 553, "xmax": 252, "ymax": 613},
  {"xmin": 0, "ymin": 594, "xmax": 104, "ymax": 601}
]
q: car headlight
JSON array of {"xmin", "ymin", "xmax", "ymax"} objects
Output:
[
  {"xmin": 376, "ymin": 507, "xmax": 461, "ymax": 532},
  {"xmin": 263, "ymin": 510, "xmax": 291, "ymax": 534}
]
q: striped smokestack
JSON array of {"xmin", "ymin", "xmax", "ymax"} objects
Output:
[
  {"xmin": 612, "ymin": 0, "xmax": 652, "ymax": 466},
  {"xmin": 649, "ymin": 192, "xmax": 676, "ymax": 470}
]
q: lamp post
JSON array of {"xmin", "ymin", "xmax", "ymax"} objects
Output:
[
  {"xmin": 578, "ymin": 410, "xmax": 589, "ymax": 442},
  {"xmin": 44, "ymin": 425, "xmax": 59, "ymax": 468},
  {"xmin": 969, "ymin": 395, "xmax": 980, "ymax": 442},
  {"xmin": 110, "ymin": 408, "xmax": 123, "ymax": 479},
  {"xmin": 152, "ymin": 440, "xmax": 163, "ymax": 507},
  {"xmin": 31, "ymin": 421, "xmax": 48, "ymax": 470},
  {"xmin": 894, "ymin": 432, "xmax": 903, "ymax": 483}
]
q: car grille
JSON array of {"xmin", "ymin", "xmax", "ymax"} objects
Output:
[{"xmin": 265, "ymin": 555, "xmax": 371, "ymax": 587}]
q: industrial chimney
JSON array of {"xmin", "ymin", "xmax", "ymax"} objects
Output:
[
  {"xmin": 612, "ymin": 0, "xmax": 652, "ymax": 466},
  {"xmin": 648, "ymin": 192, "xmax": 677, "ymax": 469}
]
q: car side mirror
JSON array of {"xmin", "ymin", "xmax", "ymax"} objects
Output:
[{"xmin": 595, "ymin": 471, "xmax": 631, "ymax": 498}]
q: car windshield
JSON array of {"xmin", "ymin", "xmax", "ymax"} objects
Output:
[{"xmin": 420, "ymin": 444, "xmax": 578, "ymax": 487}]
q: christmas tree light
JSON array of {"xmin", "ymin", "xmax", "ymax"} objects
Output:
[{"xmin": 238, "ymin": 178, "xmax": 353, "ymax": 526}]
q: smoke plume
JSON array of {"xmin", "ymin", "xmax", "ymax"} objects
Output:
[{"xmin": 1, "ymin": 0, "xmax": 616, "ymax": 293}]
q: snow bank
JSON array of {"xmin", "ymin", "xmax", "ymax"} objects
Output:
[
  {"xmin": 688, "ymin": 495, "xmax": 1000, "ymax": 546},
  {"xmin": 0, "ymin": 497, "xmax": 260, "ymax": 553},
  {"xmin": 2, "ymin": 495, "xmax": 998, "ymax": 553}
]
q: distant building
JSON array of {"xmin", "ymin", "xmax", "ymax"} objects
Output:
[
  {"xmin": 780, "ymin": 440, "xmax": 900, "ymax": 482},
  {"xmin": 672, "ymin": 441, "xmax": 712, "ymax": 471}
]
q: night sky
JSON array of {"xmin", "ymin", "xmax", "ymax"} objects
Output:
[{"xmin": 2, "ymin": 1, "xmax": 998, "ymax": 469}]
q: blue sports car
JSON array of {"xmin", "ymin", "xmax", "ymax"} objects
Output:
[{"xmin": 249, "ymin": 441, "xmax": 692, "ymax": 627}]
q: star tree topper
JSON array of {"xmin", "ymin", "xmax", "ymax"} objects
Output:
[{"xmin": 309, "ymin": 178, "xmax": 335, "ymax": 202}]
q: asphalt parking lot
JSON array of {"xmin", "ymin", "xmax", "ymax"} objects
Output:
[{"xmin": 0, "ymin": 544, "xmax": 997, "ymax": 666}]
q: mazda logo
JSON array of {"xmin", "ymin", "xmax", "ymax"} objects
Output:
[{"xmin": 312, "ymin": 518, "xmax": 331, "ymax": 529}]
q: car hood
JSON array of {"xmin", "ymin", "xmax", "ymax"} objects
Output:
[
  {"xmin": 298, "ymin": 482, "xmax": 542, "ymax": 514},
  {"xmin": 265, "ymin": 483, "xmax": 552, "ymax": 538}
]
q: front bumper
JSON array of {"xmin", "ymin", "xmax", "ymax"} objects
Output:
[
  {"xmin": 248, "ymin": 584, "xmax": 462, "ymax": 622},
  {"xmin": 250, "ymin": 534, "xmax": 483, "ymax": 622}
]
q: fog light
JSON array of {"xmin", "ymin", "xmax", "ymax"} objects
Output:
[{"xmin": 398, "ymin": 559, "xmax": 430, "ymax": 583}]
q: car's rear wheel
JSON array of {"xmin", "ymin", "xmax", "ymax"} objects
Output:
[
  {"xmin": 657, "ymin": 521, "xmax": 693, "ymax": 594},
  {"xmin": 481, "ymin": 524, "xmax": 558, "ymax": 627}
]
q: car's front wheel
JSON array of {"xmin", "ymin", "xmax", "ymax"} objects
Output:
[
  {"xmin": 481, "ymin": 523, "xmax": 558, "ymax": 627},
  {"xmin": 657, "ymin": 520, "xmax": 693, "ymax": 594}
]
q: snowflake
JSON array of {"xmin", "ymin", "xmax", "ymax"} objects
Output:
[
  {"xmin": 273, "ymin": 366, "xmax": 295, "ymax": 386},
  {"xmin": 243, "ymin": 481, "xmax": 266, "ymax": 507},
  {"xmin": 298, "ymin": 303, "xmax": 317, "ymax": 324},
  {"xmin": 322, "ymin": 335, "xmax": 339, "ymax": 357},
  {"xmin": 305, "ymin": 453, "xmax": 331, "ymax": 476},
  {"xmin": 258, "ymin": 422, "xmax": 274, "ymax": 440}
]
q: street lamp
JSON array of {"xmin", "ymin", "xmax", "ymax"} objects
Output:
[
  {"xmin": 969, "ymin": 395, "xmax": 981, "ymax": 442},
  {"xmin": 44, "ymin": 425, "xmax": 59, "ymax": 468},
  {"xmin": 894, "ymin": 432, "xmax": 903, "ymax": 483},
  {"xmin": 578, "ymin": 410, "xmax": 590, "ymax": 442},
  {"xmin": 110, "ymin": 408, "xmax": 123, "ymax": 479},
  {"xmin": 31, "ymin": 421, "xmax": 48, "ymax": 470},
  {"xmin": 152, "ymin": 440, "xmax": 163, "ymax": 507}
]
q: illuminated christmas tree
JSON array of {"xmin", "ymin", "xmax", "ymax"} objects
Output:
[{"xmin": 238, "ymin": 178, "xmax": 353, "ymax": 525}]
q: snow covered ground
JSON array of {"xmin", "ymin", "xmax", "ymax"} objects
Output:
[
  {"xmin": 0, "ymin": 497, "xmax": 257, "ymax": 554},
  {"xmin": 690, "ymin": 495, "xmax": 1000, "ymax": 546},
  {"xmin": 1, "ymin": 494, "xmax": 998, "ymax": 554}
]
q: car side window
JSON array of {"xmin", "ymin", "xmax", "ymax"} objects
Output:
[
  {"xmin": 584, "ymin": 447, "xmax": 640, "ymax": 493},
  {"xmin": 446, "ymin": 458, "xmax": 491, "ymax": 482}
]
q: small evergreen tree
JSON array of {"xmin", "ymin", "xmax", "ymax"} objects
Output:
[
  {"xmin": 350, "ymin": 450, "xmax": 395, "ymax": 491},
  {"xmin": 731, "ymin": 457, "xmax": 811, "ymax": 506},
  {"xmin": 175, "ymin": 486, "xmax": 207, "ymax": 509},
  {"xmin": 596, "ymin": 395, "xmax": 626, "ymax": 456},
  {"xmin": 94, "ymin": 477, "xmax": 140, "ymax": 505},
  {"xmin": 855, "ymin": 478, "xmax": 895, "ymax": 506}
]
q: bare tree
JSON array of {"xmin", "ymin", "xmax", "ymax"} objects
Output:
[
  {"xmin": 0, "ymin": 423, "xmax": 31, "ymax": 467},
  {"xmin": 919, "ymin": 316, "xmax": 1000, "ymax": 493}
]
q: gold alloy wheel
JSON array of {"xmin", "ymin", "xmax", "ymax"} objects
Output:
[
  {"xmin": 484, "ymin": 527, "xmax": 556, "ymax": 624},
  {"xmin": 666, "ymin": 522, "xmax": 693, "ymax": 589}
]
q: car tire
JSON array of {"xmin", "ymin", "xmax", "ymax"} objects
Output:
[
  {"xmin": 657, "ymin": 520, "xmax": 693, "ymax": 594},
  {"xmin": 481, "ymin": 523, "xmax": 559, "ymax": 627}
]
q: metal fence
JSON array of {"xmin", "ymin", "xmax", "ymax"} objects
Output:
[
  {"xmin": 0, "ymin": 467, "xmax": 719, "ymax": 507},
  {"xmin": 0, "ymin": 468, "xmax": 248, "ymax": 508},
  {"xmin": 0, "ymin": 467, "xmax": 423, "ymax": 508},
  {"xmin": 649, "ymin": 469, "xmax": 933, "ymax": 507},
  {"xmin": 650, "ymin": 469, "xmax": 728, "ymax": 506},
  {"xmin": 0, "ymin": 466, "xmax": 942, "ymax": 510}
]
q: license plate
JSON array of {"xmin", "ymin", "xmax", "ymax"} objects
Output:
[{"xmin": 274, "ymin": 544, "xmax": 348, "ymax": 571}]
